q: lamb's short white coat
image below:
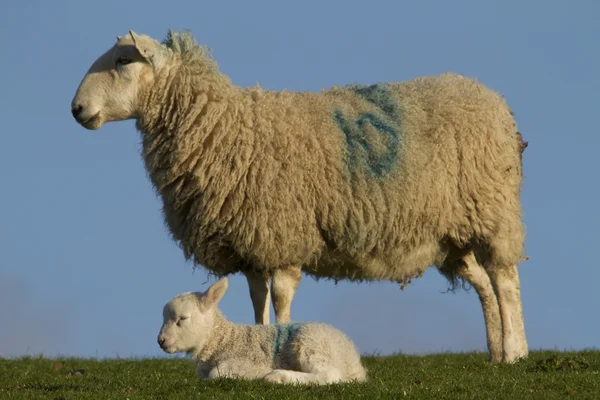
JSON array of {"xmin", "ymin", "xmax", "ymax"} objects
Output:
[{"xmin": 158, "ymin": 278, "xmax": 367, "ymax": 385}]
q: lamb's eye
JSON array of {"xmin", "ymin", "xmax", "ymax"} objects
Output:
[{"xmin": 116, "ymin": 57, "xmax": 132, "ymax": 66}]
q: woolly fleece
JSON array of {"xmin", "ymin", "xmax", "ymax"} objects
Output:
[{"xmin": 136, "ymin": 31, "xmax": 526, "ymax": 286}]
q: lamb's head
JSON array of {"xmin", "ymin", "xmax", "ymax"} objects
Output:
[
  {"xmin": 71, "ymin": 30, "xmax": 167, "ymax": 130},
  {"xmin": 157, "ymin": 278, "xmax": 229, "ymax": 355}
]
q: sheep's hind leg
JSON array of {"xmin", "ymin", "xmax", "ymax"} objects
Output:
[
  {"xmin": 456, "ymin": 251, "xmax": 503, "ymax": 362},
  {"xmin": 263, "ymin": 368, "xmax": 342, "ymax": 385},
  {"xmin": 488, "ymin": 264, "xmax": 528, "ymax": 363},
  {"xmin": 271, "ymin": 265, "xmax": 302, "ymax": 323},
  {"xmin": 244, "ymin": 270, "xmax": 271, "ymax": 325}
]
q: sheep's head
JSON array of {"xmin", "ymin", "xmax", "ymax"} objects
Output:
[
  {"xmin": 71, "ymin": 30, "xmax": 167, "ymax": 130},
  {"xmin": 157, "ymin": 278, "xmax": 229, "ymax": 355}
]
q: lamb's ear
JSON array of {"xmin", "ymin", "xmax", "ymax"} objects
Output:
[
  {"xmin": 129, "ymin": 30, "xmax": 156, "ymax": 61},
  {"xmin": 200, "ymin": 278, "xmax": 229, "ymax": 310}
]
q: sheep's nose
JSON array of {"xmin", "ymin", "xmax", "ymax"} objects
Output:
[
  {"xmin": 71, "ymin": 104, "xmax": 83, "ymax": 119},
  {"xmin": 158, "ymin": 337, "xmax": 166, "ymax": 346}
]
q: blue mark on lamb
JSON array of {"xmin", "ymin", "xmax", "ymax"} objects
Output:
[
  {"xmin": 273, "ymin": 322, "xmax": 303, "ymax": 360},
  {"xmin": 334, "ymin": 83, "xmax": 401, "ymax": 178}
]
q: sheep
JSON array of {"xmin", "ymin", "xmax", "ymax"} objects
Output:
[
  {"xmin": 71, "ymin": 29, "xmax": 529, "ymax": 363},
  {"xmin": 157, "ymin": 277, "xmax": 367, "ymax": 384}
]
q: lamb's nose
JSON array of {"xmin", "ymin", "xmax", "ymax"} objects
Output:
[
  {"xmin": 71, "ymin": 104, "xmax": 83, "ymax": 119},
  {"xmin": 158, "ymin": 337, "xmax": 166, "ymax": 346}
]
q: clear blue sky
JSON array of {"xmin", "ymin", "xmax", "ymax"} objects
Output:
[{"xmin": 1, "ymin": 0, "xmax": 598, "ymax": 358}]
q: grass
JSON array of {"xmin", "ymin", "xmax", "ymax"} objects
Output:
[{"xmin": 1, "ymin": 351, "xmax": 599, "ymax": 399}]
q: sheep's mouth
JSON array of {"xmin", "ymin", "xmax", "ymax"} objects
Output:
[
  {"xmin": 159, "ymin": 341, "xmax": 176, "ymax": 353},
  {"xmin": 161, "ymin": 345, "xmax": 176, "ymax": 354},
  {"xmin": 80, "ymin": 113, "xmax": 102, "ymax": 130}
]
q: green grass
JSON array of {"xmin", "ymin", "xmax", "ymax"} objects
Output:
[{"xmin": 1, "ymin": 351, "xmax": 599, "ymax": 399}]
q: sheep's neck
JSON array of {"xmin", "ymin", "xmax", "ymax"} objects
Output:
[
  {"xmin": 193, "ymin": 310, "xmax": 237, "ymax": 362},
  {"xmin": 136, "ymin": 63, "xmax": 239, "ymax": 193}
]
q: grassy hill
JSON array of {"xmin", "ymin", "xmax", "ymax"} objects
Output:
[{"xmin": 1, "ymin": 351, "xmax": 598, "ymax": 399}]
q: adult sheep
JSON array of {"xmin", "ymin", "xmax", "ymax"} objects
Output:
[{"xmin": 71, "ymin": 29, "xmax": 529, "ymax": 363}]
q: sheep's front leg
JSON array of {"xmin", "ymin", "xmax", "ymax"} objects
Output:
[
  {"xmin": 488, "ymin": 264, "xmax": 528, "ymax": 363},
  {"xmin": 271, "ymin": 266, "xmax": 302, "ymax": 323},
  {"xmin": 456, "ymin": 251, "xmax": 503, "ymax": 362},
  {"xmin": 244, "ymin": 270, "xmax": 271, "ymax": 325}
]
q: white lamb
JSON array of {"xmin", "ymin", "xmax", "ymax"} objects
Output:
[{"xmin": 157, "ymin": 278, "xmax": 367, "ymax": 385}]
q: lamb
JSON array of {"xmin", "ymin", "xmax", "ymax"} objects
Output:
[
  {"xmin": 157, "ymin": 278, "xmax": 367, "ymax": 384},
  {"xmin": 71, "ymin": 29, "xmax": 529, "ymax": 363}
]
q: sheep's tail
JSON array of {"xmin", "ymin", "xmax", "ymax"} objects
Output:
[
  {"xmin": 517, "ymin": 130, "xmax": 528, "ymax": 157},
  {"xmin": 514, "ymin": 129, "xmax": 528, "ymax": 183},
  {"xmin": 509, "ymin": 108, "xmax": 528, "ymax": 162}
]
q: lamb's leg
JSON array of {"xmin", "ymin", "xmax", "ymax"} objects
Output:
[
  {"xmin": 244, "ymin": 270, "xmax": 271, "ymax": 325},
  {"xmin": 271, "ymin": 265, "xmax": 302, "ymax": 323},
  {"xmin": 456, "ymin": 251, "xmax": 503, "ymax": 362},
  {"xmin": 487, "ymin": 264, "xmax": 528, "ymax": 362},
  {"xmin": 207, "ymin": 359, "xmax": 273, "ymax": 380},
  {"xmin": 263, "ymin": 368, "xmax": 342, "ymax": 385}
]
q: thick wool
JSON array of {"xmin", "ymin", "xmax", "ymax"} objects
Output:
[
  {"xmin": 158, "ymin": 278, "xmax": 367, "ymax": 384},
  {"xmin": 137, "ymin": 31, "xmax": 525, "ymax": 285}
]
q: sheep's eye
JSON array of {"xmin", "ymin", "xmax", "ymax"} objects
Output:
[{"xmin": 116, "ymin": 57, "xmax": 132, "ymax": 66}]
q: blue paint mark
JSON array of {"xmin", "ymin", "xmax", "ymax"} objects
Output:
[
  {"xmin": 273, "ymin": 322, "xmax": 303, "ymax": 359},
  {"xmin": 334, "ymin": 83, "xmax": 401, "ymax": 178},
  {"xmin": 352, "ymin": 83, "xmax": 399, "ymax": 119}
]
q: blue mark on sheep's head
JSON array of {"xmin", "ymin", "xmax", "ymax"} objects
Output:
[{"xmin": 334, "ymin": 83, "xmax": 401, "ymax": 178}]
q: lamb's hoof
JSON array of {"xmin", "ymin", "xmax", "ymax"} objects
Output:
[{"xmin": 263, "ymin": 370, "xmax": 291, "ymax": 384}]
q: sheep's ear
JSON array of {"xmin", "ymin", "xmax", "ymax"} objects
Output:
[
  {"xmin": 200, "ymin": 278, "xmax": 229, "ymax": 310},
  {"xmin": 116, "ymin": 35, "xmax": 122, "ymax": 42},
  {"xmin": 129, "ymin": 30, "xmax": 156, "ymax": 61}
]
